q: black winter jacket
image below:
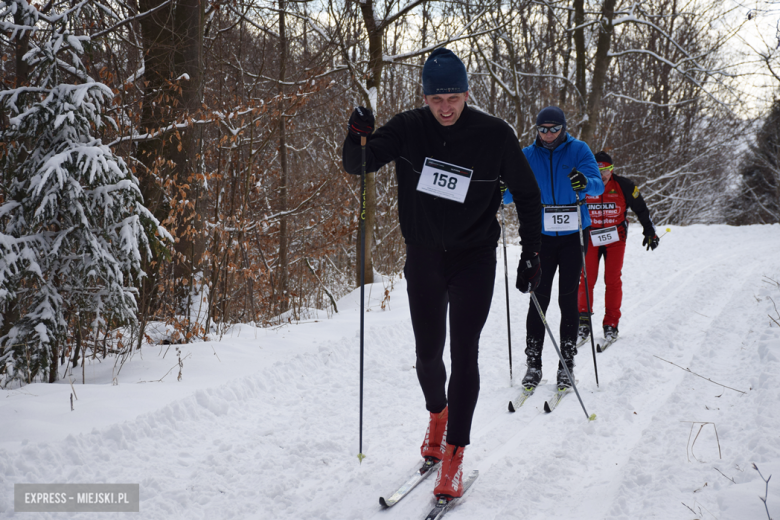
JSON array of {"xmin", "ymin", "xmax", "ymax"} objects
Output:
[
  {"xmin": 613, "ymin": 174, "xmax": 655, "ymax": 237},
  {"xmin": 342, "ymin": 105, "xmax": 542, "ymax": 254}
]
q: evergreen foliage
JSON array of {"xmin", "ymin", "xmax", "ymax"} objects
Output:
[
  {"xmin": 0, "ymin": 0, "xmax": 167, "ymax": 384},
  {"xmin": 728, "ymin": 97, "xmax": 780, "ymax": 224}
]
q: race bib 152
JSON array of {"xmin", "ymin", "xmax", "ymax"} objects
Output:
[{"xmin": 543, "ymin": 206, "xmax": 578, "ymax": 232}]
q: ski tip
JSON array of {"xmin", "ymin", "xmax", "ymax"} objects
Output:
[
  {"xmin": 543, "ymin": 402, "xmax": 552, "ymax": 413},
  {"xmin": 508, "ymin": 401, "xmax": 516, "ymax": 413},
  {"xmin": 588, "ymin": 413, "xmax": 597, "ymax": 421},
  {"xmin": 596, "ymin": 344, "xmax": 602, "ymax": 353},
  {"xmin": 379, "ymin": 497, "xmax": 388, "ymax": 507}
]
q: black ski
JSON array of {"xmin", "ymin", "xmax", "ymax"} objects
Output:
[
  {"xmin": 423, "ymin": 470, "xmax": 479, "ymax": 520},
  {"xmin": 380, "ymin": 458, "xmax": 440, "ymax": 508}
]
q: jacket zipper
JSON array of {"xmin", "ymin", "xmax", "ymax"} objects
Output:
[
  {"xmin": 549, "ymin": 149, "xmax": 559, "ymax": 237},
  {"xmin": 441, "ymin": 140, "xmax": 448, "ymax": 250}
]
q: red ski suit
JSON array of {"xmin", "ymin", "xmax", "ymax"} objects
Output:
[{"xmin": 578, "ymin": 174, "xmax": 654, "ymax": 328}]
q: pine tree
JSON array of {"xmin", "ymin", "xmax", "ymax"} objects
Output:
[
  {"xmin": 728, "ymin": 97, "xmax": 780, "ymax": 224},
  {"xmin": 0, "ymin": 0, "xmax": 169, "ymax": 384}
]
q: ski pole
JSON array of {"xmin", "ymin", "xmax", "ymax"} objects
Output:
[
  {"xmin": 574, "ymin": 189, "xmax": 599, "ymax": 388},
  {"xmin": 530, "ymin": 291, "xmax": 596, "ymax": 421},
  {"xmin": 358, "ymin": 136, "xmax": 367, "ymax": 463},
  {"xmin": 500, "ymin": 198, "xmax": 513, "ymax": 384}
]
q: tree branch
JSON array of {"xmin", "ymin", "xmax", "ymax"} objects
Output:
[{"xmin": 654, "ymin": 355, "xmax": 747, "ymax": 394}]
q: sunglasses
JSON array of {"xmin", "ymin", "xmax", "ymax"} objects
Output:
[
  {"xmin": 537, "ymin": 125, "xmax": 563, "ymax": 134},
  {"xmin": 598, "ymin": 165, "xmax": 614, "ymax": 171}
]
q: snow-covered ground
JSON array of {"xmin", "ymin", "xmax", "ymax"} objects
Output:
[{"xmin": 2, "ymin": 224, "xmax": 779, "ymax": 519}]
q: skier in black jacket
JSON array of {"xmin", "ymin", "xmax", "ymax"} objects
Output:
[{"xmin": 342, "ymin": 48, "xmax": 542, "ymax": 500}]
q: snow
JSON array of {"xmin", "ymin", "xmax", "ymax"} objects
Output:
[{"xmin": 2, "ymin": 224, "xmax": 780, "ymax": 519}]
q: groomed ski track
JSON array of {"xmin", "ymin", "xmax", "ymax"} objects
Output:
[{"xmin": 1, "ymin": 225, "xmax": 779, "ymax": 519}]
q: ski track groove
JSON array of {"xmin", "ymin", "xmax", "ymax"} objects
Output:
[
  {"xmin": 0, "ymin": 322, "xmax": 423, "ymax": 519},
  {"xmin": 598, "ymin": 235, "xmax": 780, "ymax": 519},
  {"xmin": 3, "ymin": 226, "xmax": 779, "ymax": 519},
  {"xmin": 470, "ymin": 228, "xmax": 780, "ymax": 519}
]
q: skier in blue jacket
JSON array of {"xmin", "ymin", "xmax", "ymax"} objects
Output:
[{"xmin": 506, "ymin": 106, "xmax": 603, "ymax": 389}]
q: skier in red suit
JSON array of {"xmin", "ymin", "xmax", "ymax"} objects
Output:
[{"xmin": 577, "ymin": 151, "xmax": 659, "ymax": 342}]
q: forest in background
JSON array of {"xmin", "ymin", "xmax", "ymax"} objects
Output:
[{"xmin": 1, "ymin": 0, "xmax": 779, "ymax": 386}]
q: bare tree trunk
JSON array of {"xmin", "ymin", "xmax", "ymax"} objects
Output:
[
  {"xmin": 560, "ymin": 9, "xmax": 574, "ymax": 107},
  {"xmin": 489, "ymin": 39, "xmax": 498, "ymax": 114},
  {"xmin": 171, "ymin": 0, "xmax": 205, "ymax": 320},
  {"xmin": 13, "ymin": 9, "xmax": 30, "ymax": 88},
  {"xmin": 278, "ymin": 0, "xmax": 290, "ymax": 312},
  {"xmin": 580, "ymin": 0, "xmax": 616, "ymax": 146},
  {"xmin": 136, "ymin": 0, "xmax": 205, "ymax": 318},
  {"xmin": 355, "ymin": 0, "xmax": 383, "ymax": 286},
  {"xmin": 573, "ymin": 0, "xmax": 586, "ymax": 113},
  {"xmin": 48, "ymin": 341, "xmax": 58, "ymax": 383},
  {"xmin": 360, "ymin": 171, "xmax": 376, "ymax": 286}
]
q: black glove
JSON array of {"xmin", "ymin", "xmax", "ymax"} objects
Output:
[
  {"xmin": 348, "ymin": 106, "xmax": 374, "ymax": 143},
  {"xmin": 516, "ymin": 252, "xmax": 541, "ymax": 293},
  {"xmin": 568, "ymin": 168, "xmax": 588, "ymax": 191},
  {"xmin": 643, "ymin": 232, "xmax": 659, "ymax": 251}
]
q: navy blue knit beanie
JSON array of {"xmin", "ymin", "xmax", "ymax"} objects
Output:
[
  {"xmin": 536, "ymin": 106, "xmax": 566, "ymax": 126},
  {"xmin": 422, "ymin": 48, "xmax": 468, "ymax": 95}
]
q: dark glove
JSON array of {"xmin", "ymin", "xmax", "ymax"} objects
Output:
[
  {"xmin": 348, "ymin": 106, "xmax": 374, "ymax": 143},
  {"xmin": 568, "ymin": 168, "xmax": 588, "ymax": 191},
  {"xmin": 642, "ymin": 232, "xmax": 659, "ymax": 251},
  {"xmin": 516, "ymin": 252, "xmax": 541, "ymax": 293}
]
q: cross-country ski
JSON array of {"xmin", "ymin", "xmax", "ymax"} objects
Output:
[
  {"xmin": 508, "ymin": 380, "xmax": 547, "ymax": 412},
  {"xmin": 423, "ymin": 470, "xmax": 479, "ymax": 520},
  {"xmin": 543, "ymin": 382, "xmax": 577, "ymax": 413},
  {"xmin": 597, "ymin": 335, "xmax": 620, "ymax": 353},
  {"xmin": 379, "ymin": 458, "xmax": 440, "ymax": 507}
]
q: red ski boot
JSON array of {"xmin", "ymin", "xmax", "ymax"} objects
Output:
[
  {"xmin": 433, "ymin": 443, "xmax": 465, "ymax": 499},
  {"xmin": 420, "ymin": 406, "xmax": 448, "ymax": 461}
]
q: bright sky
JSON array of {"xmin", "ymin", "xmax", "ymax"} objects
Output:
[{"xmin": 725, "ymin": 0, "xmax": 780, "ymax": 112}]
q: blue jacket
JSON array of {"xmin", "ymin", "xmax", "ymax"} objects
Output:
[{"xmin": 504, "ymin": 133, "xmax": 603, "ymax": 236}]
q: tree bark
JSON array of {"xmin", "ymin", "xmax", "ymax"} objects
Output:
[
  {"xmin": 278, "ymin": 0, "xmax": 290, "ymax": 312},
  {"xmin": 573, "ymin": 0, "xmax": 586, "ymax": 111},
  {"xmin": 171, "ymin": 0, "xmax": 205, "ymax": 319},
  {"xmin": 136, "ymin": 0, "xmax": 205, "ymax": 317},
  {"xmin": 580, "ymin": 0, "xmax": 617, "ymax": 146},
  {"xmin": 560, "ymin": 9, "xmax": 574, "ymax": 107},
  {"xmin": 355, "ymin": 0, "xmax": 382, "ymax": 286}
]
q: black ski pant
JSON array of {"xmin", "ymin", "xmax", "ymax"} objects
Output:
[
  {"xmin": 404, "ymin": 243, "xmax": 496, "ymax": 447},
  {"xmin": 525, "ymin": 230, "xmax": 589, "ymax": 357}
]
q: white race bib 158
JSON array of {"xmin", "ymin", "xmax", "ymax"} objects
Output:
[
  {"xmin": 543, "ymin": 206, "xmax": 578, "ymax": 232},
  {"xmin": 590, "ymin": 226, "xmax": 619, "ymax": 246},
  {"xmin": 416, "ymin": 158, "xmax": 473, "ymax": 203}
]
